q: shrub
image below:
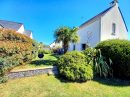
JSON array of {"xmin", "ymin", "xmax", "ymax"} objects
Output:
[
  {"xmin": 83, "ymin": 48, "xmax": 112, "ymax": 78},
  {"xmin": 32, "ymin": 40, "xmax": 39, "ymax": 59},
  {"xmin": 96, "ymin": 39, "xmax": 130, "ymax": 79},
  {"xmin": 0, "ymin": 28, "xmax": 32, "ymax": 43},
  {"xmin": 0, "ymin": 57, "xmax": 21, "ymax": 77},
  {"xmin": 57, "ymin": 51, "xmax": 93, "ymax": 82},
  {"xmin": 0, "ymin": 76, "xmax": 8, "ymax": 84},
  {"xmin": 42, "ymin": 49, "xmax": 52, "ymax": 54},
  {"xmin": 0, "ymin": 28, "xmax": 35, "ymax": 80}
]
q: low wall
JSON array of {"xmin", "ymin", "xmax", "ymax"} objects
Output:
[{"xmin": 7, "ymin": 66, "xmax": 58, "ymax": 79}]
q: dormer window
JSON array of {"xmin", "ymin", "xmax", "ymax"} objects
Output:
[{"xmin": 112, "ymin": 23, "xmax": 116, "ymax": 35}]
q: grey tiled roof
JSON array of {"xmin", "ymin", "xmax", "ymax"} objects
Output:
[
  {"xmin": 23, "ymin": 30, "xmax": 32, "ymax": 37},
  {"xmin": 0, "ymin": 20, "xmax": 23, "ymax": 31}
]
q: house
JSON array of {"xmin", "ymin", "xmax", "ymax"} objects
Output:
[
  {"xmin": 50, "ymin": 41, "xmax": 62, "ymax": 49},
  {"xmin": 0, "ymin": 20, "xmax": 33, "ymax": 39},
  {"xmin": 68, "ymin": 0, "xmax": 128, "ymax": 51}
]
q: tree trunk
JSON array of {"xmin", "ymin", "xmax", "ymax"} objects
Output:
[{"xmin": 63, "ymin": 41, "xmax": 69, "ymax": 54}]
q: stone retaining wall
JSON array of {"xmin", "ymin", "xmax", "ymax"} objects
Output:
[{"xmin": 7, "ymin": 66, "xmax": 58, "ymax": 79}]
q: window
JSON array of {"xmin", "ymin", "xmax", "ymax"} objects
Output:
[
  {"xmin": 73, "ymin": 45, "xmax": 76, "ymax": 50},
  {"xmin": 112, "ymin": 23, "xmax": 116, "ymax": 35},
  {"xmin": 82, "ymin": 44, "xmax": 86, "ymax": 50}
]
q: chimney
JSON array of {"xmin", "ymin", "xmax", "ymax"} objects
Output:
[{"xmin": 110, "ymin": 0, "xmax": 118, "ymax": 7}]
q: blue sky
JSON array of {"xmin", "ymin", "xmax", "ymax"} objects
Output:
[{"xmin": 0, "ymin": 0, "xmax": 130, "ymax": 45}]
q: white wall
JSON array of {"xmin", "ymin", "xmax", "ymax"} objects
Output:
[
  {"xmin": 101, "ymin": 4, "xmax": 128, "ymax": 41},
  {"xmin": 17, "ymin": 25, "xmax": 25, "ymax": 34},
  {"xmin": 0, "ymin": 26, "xmax": 3, "ymax": 28},
  {"xmin": 30, "ymin": 32, "xmax": 33, "ymax": 39},
  {"xmin": 68, "ymin": 19, "xmax": 101, "ymax": 51},
  {"xmin": 17, "ymin": 25, "xmax": 33, "ymax": 39},
  {"xmin": 50, "ymin": 41, "xmax": 62, "ymax": 49},
  {"xmin": 68, "ymin": 4, "xmax": 128, "ymax": 51}
]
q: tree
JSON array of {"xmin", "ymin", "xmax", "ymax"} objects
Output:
[{"xmin": 54, "ymin": 26, "xmax": 79, "ymax": 53}]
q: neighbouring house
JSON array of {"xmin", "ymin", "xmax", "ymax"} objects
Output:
[
  {"xmin": 0, "ymin": 20, "xmax": 33, "ymax": 39},
  {"xmin": 50, "ymin": 41, "xmax": 62, "ymax": 49},
  {"xmin": 68, "ymin": 0, "xmax": 128, "ymax": 51}
]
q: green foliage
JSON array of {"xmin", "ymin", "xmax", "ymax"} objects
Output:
[
  {"xmin": 0, "ymin": 28, "xmax": 35, "ymax": 79},
  {"xmin": 57, "ymin": 51, "xmax": 93, "ymax": 82},
  {"xmin": 83, "ymin": 48, "xmax": 112, "ymax": 78},
  {"xmin": 52, "ymin": 46, "xmax": 62, "ymax": 53},
  {"xmin": 38, "ymin": 42, "xmax": 52, "ymax": 55},
  {"xmin": 38, "ymin": 49, "xmax": 52, "ymax": 56},
  {"xmin": 96, "ymin": 39, "xmax": 130, "ymax": 79},
  {"xmin": 83, "ymin": 48, "xmax": 96, "ymax": 65},
  {"xmin": 0, "ymin": 58, "xmax": 14, "ymax": 83},
  {"xmin": 38, "ymin": 49, "xmax": 44, "ymax": 58},
  {"xmin": 0, "ymin": 29, "xmax": 33, "ymax": 42},
  {"xmin": 0, "ymin": 76, "xmax": 8, "ymax": 83},
  {"xmin": 42, "ymin": 49, "xmax": 52, "ymax": 54},
  {"xmin": 32, "ymin": 40, "xmax": 39, "ymax": 59},
  {"xmin": 38, "ymin": 49, "xmax": 44, "ymax": 55},
  {"xmin": 94, "ymin": 50, "xmax": 113, "ymax": 78},
  {"xmin": 54, "ymin": 26, "xmax": 79, "ymax": 53},
  {"xmin": 0, "ymin": 56, "xmax": 22, "ymax": 77}
]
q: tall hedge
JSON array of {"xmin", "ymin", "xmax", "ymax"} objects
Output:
[
  {"xmin": 96, "ymin": 39, "xmax": 130, "ymax": 79},
  {"xmin": 0, "ymin": 28, "xmax": 36, "ymax": 78}
]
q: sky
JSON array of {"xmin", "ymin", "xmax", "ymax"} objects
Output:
[{"xmin": 0, "ymin": 0, "xmax": 130, "ymax": 45}]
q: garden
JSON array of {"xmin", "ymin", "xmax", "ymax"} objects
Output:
[{"xmin": 0, "ymin": 28, "xmax": 130, "ymax": 97}]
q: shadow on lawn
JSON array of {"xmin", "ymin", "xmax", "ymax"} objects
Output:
[
  {"xmin": 54, "ymin": 75, "xmax": 130, "ymax": 86},
  {"xmin": 93, "ymin": 77, "xmax": 130, "ymax": 87},
  {"xmin": 30, "ymin": 59, "xmax": 57, "ymax": 66},
  {"xmin": 54, "ymin": 75, "xmax": 92, "ymax": 84},
  {"xmin": 51, "ymin": 54, "xmax": 60, "ymax": 59}
]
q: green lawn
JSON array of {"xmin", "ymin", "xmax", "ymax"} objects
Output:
[
  {"xmin": 0, "ymin": 75, "xmax": 130, "ymax": 97},
  {"xmin": 12, "ymin": 54, "xmax": 58, "ymax": 71}
]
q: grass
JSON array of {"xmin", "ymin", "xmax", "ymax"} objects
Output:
[
  {"xmin": 12, "ymin": 54, "xmax": 59, "ymax": 71},
  {"xmin": 0, "ymin": 75, "xmax": 130, "ymax": 97}
]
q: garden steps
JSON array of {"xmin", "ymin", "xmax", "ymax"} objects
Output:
[{"xmin": 7, "ymin": 66, "xmax": 58, "ymax": 79}]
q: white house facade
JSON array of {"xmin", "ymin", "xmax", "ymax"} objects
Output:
[
  {"xmin": 0, "ymin": 20, "xmax": 33, "ymax": 39},
  {"xmin": 50, "ymin": 41, "xmax": 62, "ymax": 49},
  {"xmin": 68, "ymin": 0, "xmax": 128, "ymax": 51}
]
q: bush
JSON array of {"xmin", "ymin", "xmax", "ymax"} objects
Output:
[
  {"xmin": 38, "ymin": 49, "xmax": 52, "ymax": 58},
  {"xmin": 42, "ymin": 49, "xmax": 52, "ymax": 54},
  {"xmin": 0, "ymin": 57, "xmax": 21, "ymax": 77},
  {"xmin": 0, "ymin": 76, "xmax": 8, "ymax": 84},
  {"xmin": 0, "ymin": 28, "xmax": 35, "ymax": 80},
  {"xmin": 83, "ymin": 48, "xmax": 112, "ymax": 78},
  {"xmin": 0, "ymin": 28, "xmax": 32, "ymax": 43},
  {"xmin": 57, "ymin": 51, "xmax": 93, "ymax": 82},
  {"xmin": 52, "ymin": 46, "xmax": 63, "ymax": 54},
  {"xmin": 96, "ymin": 39, "xmax": 130, "ymax": 79}
]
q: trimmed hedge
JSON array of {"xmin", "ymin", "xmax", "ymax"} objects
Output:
[
  {"xmin": 0, "ymin": 28, "xmax": 36, "ymax": 82},
  {"xmin": 57, "ymin": 51, "xmax": 93, "ymax": 82},
  {"xmin": 96, "ymin": 39, "xmax": 130, "ymax": 79},
  {"xmin": 0, "ymin": 28, "xmax": 32, "ymax": 43}
]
